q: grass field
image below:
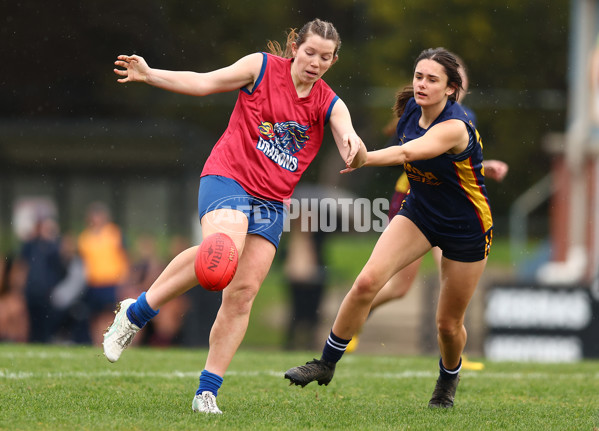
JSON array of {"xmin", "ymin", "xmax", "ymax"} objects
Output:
[{"xmin": 1, "ymin": 344, "xmax": 598, "ymax": 430}]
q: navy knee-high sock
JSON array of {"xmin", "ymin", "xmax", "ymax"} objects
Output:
[
  {"xmin": 321, "ymin": 331, "xmax": 351, "ymax": 364},
  {"xmin": 439, "ymin": 357, "xmax": 462, "ymax": 380}
]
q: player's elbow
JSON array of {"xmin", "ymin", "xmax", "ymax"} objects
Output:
[{"xmin": 401, "ymin": 148, "xmax": 415, "ymax": 164}]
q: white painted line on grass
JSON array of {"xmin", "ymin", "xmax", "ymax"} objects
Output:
[{"xmin": 1, "ymin": 368, "xmax": 597, "ymax": 380}]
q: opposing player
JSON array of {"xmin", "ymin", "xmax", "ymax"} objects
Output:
[
  {"xmin": 103, "ymin": 19, "xmax": 366, "ymax": 414},
  {"xmin": 346, "ymin": 57, "xmax": 508, "ymax": 369},
  {"xmin": 285, "ymin": 47, "xmax": 492, "ymax": 408}
]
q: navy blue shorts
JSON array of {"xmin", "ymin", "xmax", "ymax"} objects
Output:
[
  {"xmin": 84, "ymin": 285, "xmax": 117, "ymax": 314},
  {"xmin": 198, "ymin": 175, "xmax": 287, "ymax": 248},
  {"xmin": 398, "ymin": 206, "xmax": 492, "ymax": 262}
]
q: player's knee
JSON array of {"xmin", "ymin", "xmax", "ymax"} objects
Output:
[
  {"xmin": 436, "ymin": 318, "xmax": 462, "ymax": 339},
  {"xmin": 224, "ymin": 282, "xmax": 259, "ymax": 315},
  {"xmin": 352, "ymin": 271, "xmax": 381, "ymax": 300}
]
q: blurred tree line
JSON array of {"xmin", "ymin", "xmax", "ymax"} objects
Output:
[{"xmin": 0, "ymin": 0, "xmax": 570, "ymax": 235}]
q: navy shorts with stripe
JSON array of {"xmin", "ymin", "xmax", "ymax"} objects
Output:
[{"xmin": 398, "ymin": 205, "xmax": 492, "ymax": 262}]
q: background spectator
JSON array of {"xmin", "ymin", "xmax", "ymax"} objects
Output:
[
  {"xmin": 16, "ymin": 217, "xmax": 65, "ymax": 343},
  {"xmin": 78, "ymin": 202, "xmax": 129, "ymax": 345}
]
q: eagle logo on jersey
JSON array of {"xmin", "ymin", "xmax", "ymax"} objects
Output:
[{"xmin": 256, "ymin": 121, "xmax": 311, "ymax": 171}]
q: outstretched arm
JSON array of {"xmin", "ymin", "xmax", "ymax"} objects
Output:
[
  {"xmin": 363, "ymin": 119, "xmax": 468, "ymax": 168},
  {"xmin": 328, "ymin": 99, "xmax": 367, "ymax": 170},
  {"xmin": 113, "ymin": 53, "xmax": 263, "ymax": 97}
]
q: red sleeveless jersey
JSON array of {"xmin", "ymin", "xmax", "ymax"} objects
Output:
[{"xmin": 201, "ymin": 53, "xmax": 339, "ymax": 201}]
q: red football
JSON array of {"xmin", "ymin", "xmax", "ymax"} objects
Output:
[{"xmin": 194, "ymin": 233, "xmax": 238, "ymax": 291}]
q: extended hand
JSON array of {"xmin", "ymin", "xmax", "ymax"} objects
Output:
[
  {"xmin": 343, "ymin": 133, "xmax": 367, "ymax": 171},
  {"xmin": 113, "ymin": 54, "xmax": 150, "ymax": 83}
]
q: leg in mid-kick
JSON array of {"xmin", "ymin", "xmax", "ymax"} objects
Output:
[{"xmin": 102, "ymin": 208, "xmax": 249, "ymax": 363}]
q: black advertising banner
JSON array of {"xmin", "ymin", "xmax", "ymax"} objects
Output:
[{"xmin": 484, "ymin": 284, "xmax": 599, "ymax": 361}]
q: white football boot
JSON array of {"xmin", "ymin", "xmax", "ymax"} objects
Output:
[
  {"xmin": 192, "ymin": 391, "xmax": 223, "ymax": 414},
  {"xmin": 103, "ymin": 298, "xmax": 140, "ymax": 362}
]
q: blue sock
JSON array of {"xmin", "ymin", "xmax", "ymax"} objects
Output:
[
  {"xmin": 321, "ymin": 331, "xmax": 351, "ymax": 364},
  {"xmin": 439, "ymin": 357, "xmax": 462, "ymax": 380},
  {"xmin": 197, "ymin": 369, "xmax": 224, "ymax": 397},
  {"xmin": 126, "ymin": 292, "xmax": 159, "ymax": 328}
]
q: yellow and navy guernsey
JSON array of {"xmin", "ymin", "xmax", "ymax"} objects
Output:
[{"xmin": 396, "ymin": 98, "xmax": 493, "ymax": 251}]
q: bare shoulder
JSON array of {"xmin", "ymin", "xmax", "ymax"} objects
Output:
[
  {"xmin": 430, "ymin": 119, "xmax": 468, "ymax": 138},
  {"xmin": 329, "ymin": 97, "xmax": 348, "ymax": 116},
  {"xmin": 431, "ymin": 119, "xmax": 469, "ymax": 154},
  {"xmin": 234, "ymin": 52, "xmax": 265, "ymax": 75}
]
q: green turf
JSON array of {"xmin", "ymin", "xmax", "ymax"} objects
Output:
[{"xmin": 1, "ymin": 344, "xmax": 597, "ymax": 430}]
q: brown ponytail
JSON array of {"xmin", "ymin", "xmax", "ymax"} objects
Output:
[{"xmin": 393, "ymin": 85, "xmax": 414, "ymax": 119}]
